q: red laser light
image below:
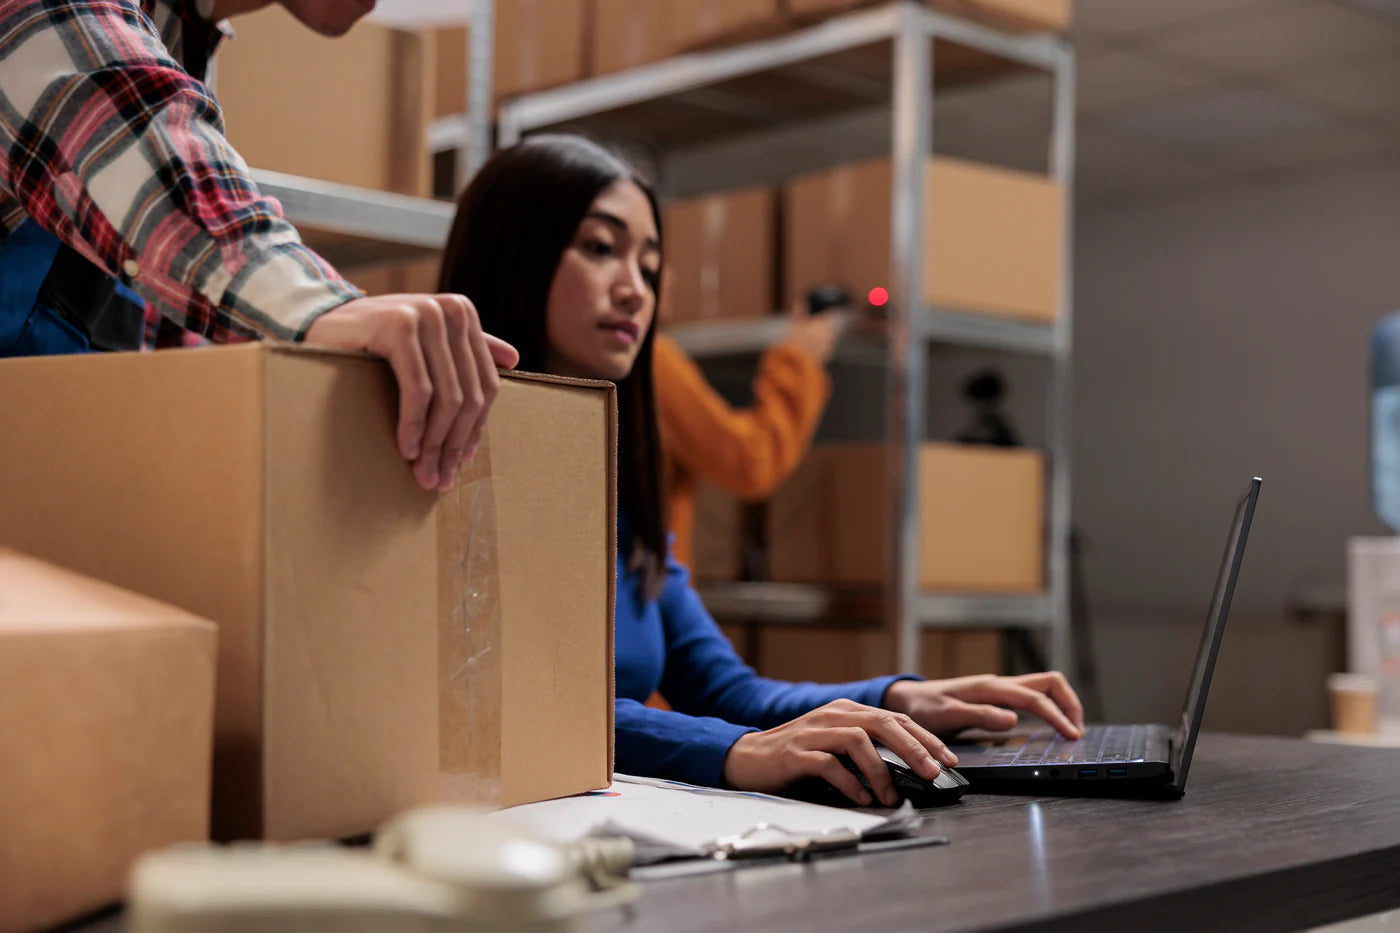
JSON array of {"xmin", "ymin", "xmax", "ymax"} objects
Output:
[{"xmin": 868, "ymin": 287, "xmax": 889, "ymax": 307}]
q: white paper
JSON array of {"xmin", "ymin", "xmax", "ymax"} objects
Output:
[{"xmin": 491, "ymin": 775, "xmax": 893, "ymax": 852}]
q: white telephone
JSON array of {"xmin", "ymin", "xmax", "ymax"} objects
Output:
[{"xmin": 128, "ymin": 807, "xmax": 639, "ymax": 933}]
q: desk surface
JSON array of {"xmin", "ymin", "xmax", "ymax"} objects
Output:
[
  {"xmin": 591, "ymin": 734, "xmax": 1400, "ymax": 933},
  {"xmin": 79, "ymin": 734, "xmax": 1400, "ymax": 933}
]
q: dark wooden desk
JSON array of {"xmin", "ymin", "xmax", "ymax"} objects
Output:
[
  {"xmin": 592, "ymin": 735, "xmax": 1400, "ymax": 933},
  {"xmin": 73, "ymin": 735, "xmax": 1400, "ymax": 933}
]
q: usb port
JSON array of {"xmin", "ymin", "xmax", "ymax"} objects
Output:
[
  {"xmin": 1108, "ymin": 768, "xmax": 1127, "ymax": 777},
  {"xmin": 1078, "ymin": 768, "xmax": 1098, "ymax": 778}
]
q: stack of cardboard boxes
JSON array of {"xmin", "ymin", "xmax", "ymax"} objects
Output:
[{"xmin": 0, "ymin": 347, "xmax": 618, "ymax": 927}]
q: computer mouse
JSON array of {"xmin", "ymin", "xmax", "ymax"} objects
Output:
[{"xmin": 784, "ymin": 745, "xmax": 969, "ymax": 809}]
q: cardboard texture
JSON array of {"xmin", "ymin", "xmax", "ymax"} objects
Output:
[
  {"xmin": 767, "ymin": 442, "xmax": 1045, "ymax": 592},
  {"xmin": 784, "ymin": 156, "xmax": 1063, "ymax": 322},
  {"xmin": 785, "ymin": 0, "xmax": 1071, "ymax": 32},
  {"xmin": 217, "ymin": 7, "xmax": 431, "ymax": 195},
  {"xmin": 0, "ymin": 346, "xmax": 615, "ymax": 842},
  {"xmin": 496, "ymin": 0, "xmax": 588, "ymax": 99},
  {"xmin": 0, "ymin": 551, "xmax": 216, "ymax": 933},
  {"xmin": 669, "ymin": 0, "xmax": 786, "ymax": 51},
  {"xmin": 757, "ymin": 626, "xmax": 1004, "ymax": 682},
  {"xmin": 664, "ymin": 186, "xmax": 777, "ymax": 323}
]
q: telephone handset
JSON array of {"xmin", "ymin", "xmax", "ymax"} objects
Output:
[{"xmin": 129, "ymin": 806, "xmax": 639, "ymax": 932}]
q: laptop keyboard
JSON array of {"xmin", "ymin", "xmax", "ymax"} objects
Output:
[{"xmin": 985, "ymin": 725, "xmax": 1151, "ymax": 767}]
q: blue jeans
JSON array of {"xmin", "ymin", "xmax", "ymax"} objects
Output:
[{"xmin": 0, "ymin": 221, "xmax": 145, "ymax": 357}]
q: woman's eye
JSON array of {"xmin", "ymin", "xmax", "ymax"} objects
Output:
[
  {"xmin": 582, "ymin": 239, "xmax": 613, "ymax": 257},
  {"xmin": 642, "ymin": 267, "xmax": 661, "ymax": 290}
]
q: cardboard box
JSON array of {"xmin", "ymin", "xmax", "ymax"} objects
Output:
[
  {"xmin": 786, "ymin": 0, "xmax": 1071, "ymax": 32},
  {"xmin": 767, "ymin": 442, "xmax": 1045, "ymax": 592},
  {"xmin": 591, "ymin": 0, "xmax": 673, "ymax": 74},
  {"xmin": 757, "ymin": 626, "xmax": 1005, "ymax": 681},
  {"xmin": 664, "ymin": 186, "xmax": 777, "ymax": 323},
  {"xmin": 785, "ymin": 156, "xmax": 1063, "ymax": 322},
  {"xmin": 496, "ymin": 0, "xmax": 588, "ymax": 99},
  {"xmin": 690, "ymin": 481, "xmax": 745, "ymax": 581},
  {"xmin": 217, "ymin": 7, "xmax": 432, "ymax": 195},
  {"xmin": 589, "ymin": 1, "xmax": 783, "ymax": 76},
  {"xmin": 669, "ymin": 0, "xmax": 786, "ymax": 52},
  {"xmin": 433, "ymin": 27, "xmax": 469, "ymax": 118},
  {"xmin": 347, "ymin": 256, "xmax": 443, "ymax": 296},
  {"xmin": 0, "ymin": 345, "xmax": 616, "ymax": 842},
  {"xmin": 0, "ymin": 551, "xmax": 216, "ymax": 933}
]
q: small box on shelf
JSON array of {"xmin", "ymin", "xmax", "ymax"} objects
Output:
[
  {"xmin": 786, "ymin": 0, "xmax": 1072, "ymax": 33},
  {"xmin": 664, "ymin": 186, "xmax": 778, "ymax": 324},
  {"xmin": 768, "ymin": 442, "xmax": 1045, "ymax": 593},
  {"xmin": 785, "ymin": 156, "xmax": 1063, "ymax": 324}
]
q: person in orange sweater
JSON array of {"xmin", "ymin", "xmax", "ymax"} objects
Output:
[{"xmin": 654, "ymin": 304, "xmax": 840, "ymax": 571}]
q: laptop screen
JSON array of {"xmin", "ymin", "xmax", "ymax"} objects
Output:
[{"xmin": 1171, "ymin": 477, "xmax": 1261, "ymax": 790}]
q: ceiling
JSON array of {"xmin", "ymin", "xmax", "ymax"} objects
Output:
[{"xmin": 1069, "ymin": 0, "xmax": 1400, "ymax": 204}]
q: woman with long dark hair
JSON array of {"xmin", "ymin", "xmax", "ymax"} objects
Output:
[{"xmin": 441, "ymin": 135, "xmax": 1084, "ymax": 806}]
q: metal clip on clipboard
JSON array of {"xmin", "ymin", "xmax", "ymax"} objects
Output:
[{"xmin": 705, "ymin": 824, "xmax": 866, "ymax": 862}]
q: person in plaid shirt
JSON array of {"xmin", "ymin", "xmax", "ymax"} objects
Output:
[{"xmin": 0, "ymin": 0, "xmax": 516, "ymax": 492}]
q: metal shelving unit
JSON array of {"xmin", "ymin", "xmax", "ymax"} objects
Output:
[{"xmin": 496, "ymin": 1, "xmax": 1075, "ymax": 674}]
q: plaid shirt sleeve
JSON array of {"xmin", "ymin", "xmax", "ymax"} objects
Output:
[{"xmin": 0, "ymin": 0, "xmax": 362, "ymax": 343}]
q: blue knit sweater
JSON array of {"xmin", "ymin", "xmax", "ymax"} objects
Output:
[{"xmin": 613, "ymin": 539, "xmax": 913, "ymax": 787}]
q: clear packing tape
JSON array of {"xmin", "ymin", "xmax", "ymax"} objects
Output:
[{"xmin": 127, "ymin": 807, "xmax": 640, "ymax": 933}]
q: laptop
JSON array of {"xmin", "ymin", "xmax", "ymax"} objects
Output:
[{"xmin": 949, "ymin": 476, "xmax": 1261, "ymax": 799}]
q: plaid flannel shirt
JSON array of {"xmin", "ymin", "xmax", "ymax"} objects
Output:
[{"xmin": 0, "ymin": 0, "xmax": 361, "ymax": 345}]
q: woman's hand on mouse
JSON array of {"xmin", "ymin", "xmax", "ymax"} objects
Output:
[
  {"xmin": 883, "ymin": 672, "xmax": 1086, "ymax": 740},
  {"xmin": 720, "ymin": 699, "xmax": 959, "ymax": 807}
]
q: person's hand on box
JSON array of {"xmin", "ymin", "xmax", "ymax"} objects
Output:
[
  {"xmin": 305, "ymin": 294, "xmax": 519, "ymax": 492},
  {"xmin": 884, "ymin": 672, "xmax": 1085, "ymax": 741},
  {"xmin": 720, "ymin": 699, "xmax": 960, "ymax": 807}
]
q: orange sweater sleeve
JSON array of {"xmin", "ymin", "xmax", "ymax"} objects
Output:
[{"xmin": 654, "ymin": 332, "xmax": 832, "ymax": 501}]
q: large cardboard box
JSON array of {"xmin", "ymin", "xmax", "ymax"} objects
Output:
[
  {"xmin": 0, "ymin": 551, "xmax": 216, "ymax": 933},
  {"xmin": 757, "ymin": 626, "xmax": 1004, "ymax": 681},
  {"xmin": 784, "ymin": 156, "xmax": 1063, "ymax": 322},
  {"xmin": 786, "ymin": 0, "xmax": 1071, "ymax": 32},
  {"xmin": 664, "ymin": 186, "xmax": 777, "ymax": 323},
  {"xmin": 0, "ymin": 345, "xmax": 616, "ymax": 842},
  {"xmin": 768, "ymin": 442, "xmax": 1044, "ymax": 592},
  {"xmin": 217, "ymin": 7, "xmax": 432, "ymax": 196}
]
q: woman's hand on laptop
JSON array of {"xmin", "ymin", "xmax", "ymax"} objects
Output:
[{"xmin": 884, "ymin": 672, "xmax": 1085, "ymax": 740}]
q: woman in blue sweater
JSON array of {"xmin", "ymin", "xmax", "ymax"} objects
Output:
[{"xmin": 440, "ymin": 135, "xmax": 1084, "ymax": 807}]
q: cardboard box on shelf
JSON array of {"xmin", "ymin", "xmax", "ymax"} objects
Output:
[
  {"xmin": 785, "ymin": 156, "xmax": 1063, "ymax": 322},
  {"xmin": 433, "ymin": 27, "xmax": 469, "ymax": 118},
  {"xmin": 767, "ymin": 442, "xmax": 1045, "ymax": 592},
  {"xmin": 589, "ymin": 1, "xmax": 784, "ymax": 76},
  {"xmin": 347, "ymin": 255, "xmax": 444, "ymax": 296},
  {"xmin": 496, "ymin": 0, "xmax": 589, "ymax": 99},
  {"xmin": 786, "ymin": 0, "xmax": 1072, "ymax": 32},
  {"xmin": 0, "ymin": 551, "xmax": 216, "ymax": 933},
  {"xmin": 690, "ymin": 481, "xmax": 745, "ymax": 582},
  {"xmin": 591, "ymin": 0, "xmax": 673, "ymax": 75},
  {"xmin": 669, "ymin": 0, "xmax": 786, "ymax": 52},
  {"xmin": 0, "ymin": 346, "xmax": 616, "ymax": 842},
  {"xmin": 664, "ymin": 186, "xmax": 777, "ymax": 323},
  {"xmin": 757, "ymin": 626, "xmax": 1005, "ymax": 682},
  {"xmin": 217, "ymin": 6, "xmax": 432, "ymax": 195}
]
